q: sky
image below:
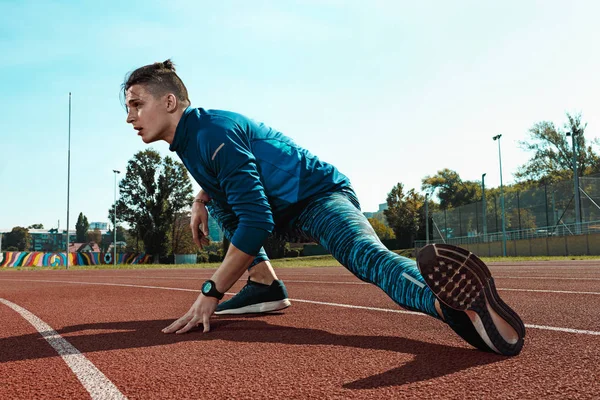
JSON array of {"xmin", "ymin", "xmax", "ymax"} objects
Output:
[{"xmin": 1, "ymin": 0, "xmax": 599, "ymax": 231}]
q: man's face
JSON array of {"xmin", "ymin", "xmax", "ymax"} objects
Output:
[{"xmin": 125, "ymin": 84, "xmax": 170, "ymax": 143}]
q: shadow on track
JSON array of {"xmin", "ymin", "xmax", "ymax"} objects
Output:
[{"xmin": 0, "ymin": 316, "xmax": 504, "ymax": 388}]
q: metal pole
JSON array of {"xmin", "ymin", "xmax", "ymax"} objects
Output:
[
  {"xmin": 568, "ymin": 131, "xmax": 581, "ymax": 233},
  {"xmin": 425, "ymin": 193, "xmax": 429, "ymax": 245},
  {"xmin": 494, "ymin": 195, "xmax": 498, "ymax": 234},
  {"xmin": 444, "ymin": 208, "xmax": 447, "ymax": 240},
  {"xmin": 113, "ymin": 170, "xmax": 120, "ymax": 266},
  {"xmin": 517, "ymin": 190, "xmax": 522, "ymax": 231},
  {"xmin": 544, "ymin": 180, "xmax": 550, "ymax": 228},
  {"xmin": 482, "ymin": 173, "xmax": 487, "ymax": 242},
  {"xmin": 66, "ymin": 92, "xmax": 72, "ymax": 269},
  {"xmin": 493, "ymin": 134, "xmax": 507, "ymax": 256},
  {"xmin": 458, "ymin": 207, "xmax": 462, "ymax": 237}
]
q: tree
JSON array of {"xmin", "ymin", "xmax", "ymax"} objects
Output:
[
  {"xmin": 86, "ymin": 228, "xmax": 102, "ymax": 246},
  {"xmin": 171, "ymin": 212, "xmax": 197, "ymax": 254},
  {"xmin": 27, "ymin": 223, "xmax": 44, "ymax": 229},
  {"xmin": 516, "ymin": 112, "xmax": 600, "ymax": 184},
  {"xmin": 263, "ymin": 234, "xmax": 289, "ymax": 259},
  {"xmin": 384, "ymin": 183, "xmax": 426, "ymax": 248},
  {"xmin": 125, "ymin": 227, "xmax": 144, "ymax": 252},
  {"xmin": 5, "ymin": 227, "xmax": 32, "ymax": 251},
  {"xmin": 109, "ymin": 149, "xmax": 193, "ymax": 256},
  {"xmin": 368, "ymin": 218, "xmax": 395, "ymax": 240},
  {"xmin": 102, "ymin": 227, "xmax": 127, "ymax": 252},
  {"xmin": 421, "ymin": 169, "xmax": 480, "ymax": 209},
  {"xmin": 75, "ymin": 212, "xmax": 90, "ymax": 242}
]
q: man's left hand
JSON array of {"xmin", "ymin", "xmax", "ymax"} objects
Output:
[{"xmin": 162, "ymin": 293, "xmax": 219, "ymax": 334}]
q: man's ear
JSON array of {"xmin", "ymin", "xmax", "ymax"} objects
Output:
[{"xmin": 165, "ymin": 93, "xmax": 178, "ymax": 112}]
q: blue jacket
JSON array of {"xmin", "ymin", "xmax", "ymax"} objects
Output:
[{"xmin": 170, "ymin": 107, "xmax": 351, "ymax": 256}]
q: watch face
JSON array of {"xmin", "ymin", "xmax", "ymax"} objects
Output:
[{"xmin": 202, "ymin": 281, "xmax": 213, "ymax": 293}]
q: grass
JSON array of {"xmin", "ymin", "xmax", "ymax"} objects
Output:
[{"xmin": 2, "ymin": 253, "xmax": 599, "ymax": 272}]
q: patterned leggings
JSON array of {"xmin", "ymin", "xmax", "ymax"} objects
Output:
[{"xmin": 207, "ymin": 190, "xmax": 440, "ymax": 319}]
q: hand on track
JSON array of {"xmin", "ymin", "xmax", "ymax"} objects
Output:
[{"xmin": 162, "ymin": 293, "xmax": 218, "ymax": 334}]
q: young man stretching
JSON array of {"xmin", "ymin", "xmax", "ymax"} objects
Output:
[{"xmin": 123, "ymin": 60, "xmax": 525, "ymax": 356}]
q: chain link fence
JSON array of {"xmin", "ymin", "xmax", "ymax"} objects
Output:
[{"xmin": 417, "ymin": 174, "xmax": 600, "ymax": 248}]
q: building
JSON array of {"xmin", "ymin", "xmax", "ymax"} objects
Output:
[
  {"xmin": 363, "ymin": 203, "xmax": 389, "ymax": 226},
  {"xmin": 30, "ymin": 229, "xmax": 77, "ymax": 252},
  {"xmin": 89, "ymin": 222, "xmax": 109, "ymax": 230}
]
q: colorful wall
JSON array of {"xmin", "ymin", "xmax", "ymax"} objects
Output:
[{"xmin": 0, "ymin": 252, "xmax": 152, "ymax": 267}]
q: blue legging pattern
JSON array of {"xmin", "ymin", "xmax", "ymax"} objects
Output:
[{"xmin": 207, "ymin": 190, "xmax": 440, "ymax": 319}]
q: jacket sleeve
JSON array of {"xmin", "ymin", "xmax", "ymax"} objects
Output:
[{"xmin": 201, "ymin": 123, "xmax": 274, "ymax": 256}]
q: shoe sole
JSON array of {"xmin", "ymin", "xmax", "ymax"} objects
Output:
[
  {"xmin": 417, "ymin": 244, "xmax": 525, "ymax": 356},
  {"xmin": 214, "ymin": 299, "xmax": 292, "ymax": 315}
]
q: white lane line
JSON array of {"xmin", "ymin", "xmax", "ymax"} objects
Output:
[
  {"xmin": 496, "ymin": 276, "xmax": 600, "ymax": 281},
  {"xmin": 0, "ymin": 298, "xmax": 127, "ymax": 400},
  {"xmin": 499, "ymin": 288, "xmax": 600, "ymax": 295},
  {"xmin": 2, "ymin": 278, "xmax": 600, "ymax": 296},
  {"xmin": 525, "ymin": 324, "xmax": 600, "ymax": 336},
  {"xmin": 2, "ymin": 279, "xmax": 600, "ymax": 336},
  {"xmin": 55, "ymin": 276, "xmax": 369, "ymax": 285},
  {"xmin": 291, "ymin": 299, "xmax": 422, "ymax": 316}
]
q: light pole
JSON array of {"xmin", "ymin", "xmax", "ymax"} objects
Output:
[
  {"xmin": 66, "ymin": 92, "xmax": 72, "ymax": 269},
  {"xmin": 481, "ymin": 173, "xmax": 487, "ymax": 242},
  {"xmin": 113, "ymin": 170, "xmax": 121, "ymax": 266},
  {"xmin": 425, "ymin": 193, "xmax": 429, "ymax": 245},
  {"xmin": 566, "ymin": 130, "xmax": 581, "ymax": 233},
  {"xmin": 493, "ymin": 134, "xmax": 507, "ymax": 257}
]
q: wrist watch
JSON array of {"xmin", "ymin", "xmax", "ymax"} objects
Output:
[{"xmin": 201, "ymin": 280, "xmax": 224, "ymax": 300}]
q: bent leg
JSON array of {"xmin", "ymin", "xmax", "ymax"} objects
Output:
[{"xmin": 295, "ymin": 191, "xmax": 440, "ymax": 319}]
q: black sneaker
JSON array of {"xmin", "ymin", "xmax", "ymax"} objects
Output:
[
  {"xmin": 417, "ymin": 244, "xmax": 526, "ymax": 356},
  {"xmin": 214, "ymin": 279, "xmax": 291, "ymax": 315}
]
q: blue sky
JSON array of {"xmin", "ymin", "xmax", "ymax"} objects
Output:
[{"xmin": 1, "ymin": 0, "xmax": 599, "ymax": 231}]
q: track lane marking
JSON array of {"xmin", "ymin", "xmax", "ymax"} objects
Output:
[
  {"xmin": 47, "ymin": 275, "xmax": 370, "ymax": 285},
  {"xmin": 0, "ymin": 298, "xmax": 128, "ymax": 400},
  {"xmin": 496, "ymin": 276, "xmax": 600, "ymax": 281},
  {"xmin": 1, "ymin": 278, "xmax": 599, "ymax": 336}
]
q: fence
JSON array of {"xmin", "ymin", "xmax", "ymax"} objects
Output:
[{"xmin": 415, "ymin": 175, "xmax": 600, "ymax": 249}]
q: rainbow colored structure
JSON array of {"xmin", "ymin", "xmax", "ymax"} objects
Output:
[{"xmin": 0, "ymin": 252, "xmax": 152, "ymax": 267}]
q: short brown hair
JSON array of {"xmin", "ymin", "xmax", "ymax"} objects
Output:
[{"xmin": 122, "ymin": 59, "xmax": 190, "ymax": 107}]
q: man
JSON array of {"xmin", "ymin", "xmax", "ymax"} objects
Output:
[{"xmin": 123, "ymin": 60, "xmax": 525, "ymax": 356}]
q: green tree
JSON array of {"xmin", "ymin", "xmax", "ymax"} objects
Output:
[
  {"xmin": 86, "ymin": 228, "xmax": 102, "ymax": 246},
  {"xmin": 109, "ymin": 149, "xmax": 193, "ymax": 256},
  {"xmin": 263, "ymin": 234, "xmax": 289, "ymax": 259},
  {"xmin": 384, "ymin": 183, "xmax": 426, "ymax": 248},
  {"xmin": 5, "ymin": 227, "xmax": 32, "ymax": 251},
  {"xmin": 125, "ymin": 227, "xmax": 144, "ymax": 252},
  {"xmin": 102, "ymin": 227, "xmax": 127, "ymax": 252},
  {"xmin": 75, "ymin": 212, "xmax": 90, "ymax": 242},
  {"xmin": 421, "ymin": 169, "xmax": 481, "ymax": 209},
  {"xmin": 171, "ymin": 211, "xmax": 197, "ymax": 254},
  {"xmin": 516, "ymin": 112, "xmax": 600, "ymax": 184},
  {"xmin": 27, "ymin": 223, "xmax": 44, "ymax": 229},
  {"xmin": 368, "ymin": 218, "xmax": 395, "ymax": 240}
]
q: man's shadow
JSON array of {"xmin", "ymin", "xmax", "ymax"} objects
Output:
[{"xmin": 1, "ymin": 316, "xmax": 504, "ymax": 389}]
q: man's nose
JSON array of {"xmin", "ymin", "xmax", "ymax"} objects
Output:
[{"xmin": 126, "ymin": 112, "xmax": 134, "ymax": 124}]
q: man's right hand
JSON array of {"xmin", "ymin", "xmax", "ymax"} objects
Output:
[{"xmin": 191, "ymin": 196, "xmax": 210, "ymax": 249}]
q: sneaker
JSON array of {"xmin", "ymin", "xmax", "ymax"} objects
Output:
[
  {"xmin": 214, "ymin": 279, "xmax": 291, "ymax": 315},
  {"xmin": 417, "ymin": 244, "xmax": 525, "ymax": 356}
]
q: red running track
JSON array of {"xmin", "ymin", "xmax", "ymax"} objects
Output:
[{"xmin": 1, "ymin": 261, "xmax": 599, "ymax": 399}]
